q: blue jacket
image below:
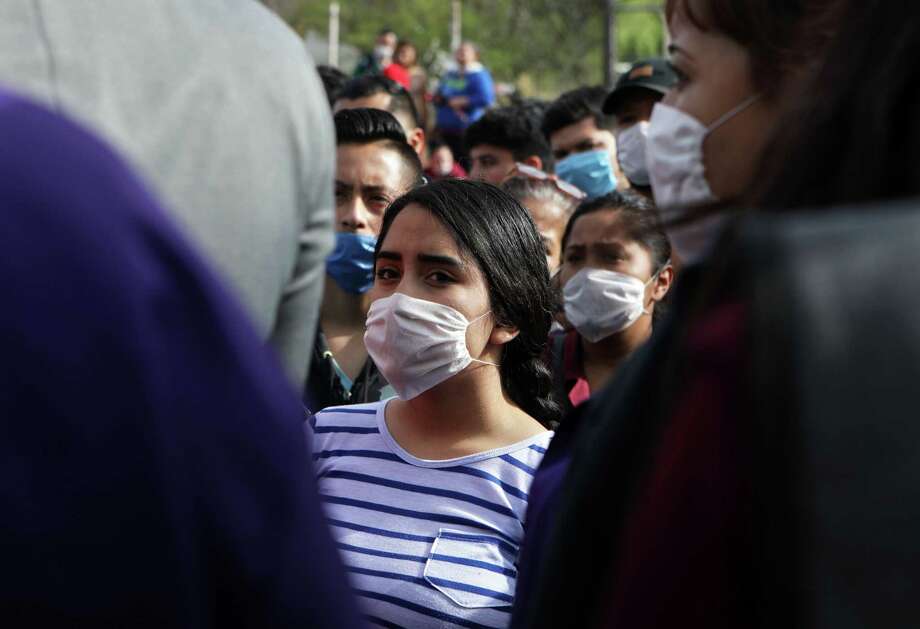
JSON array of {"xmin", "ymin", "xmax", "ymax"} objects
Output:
[{"xmin": 435, "ymin": 63, "xmax": 495, "ymax": 133}]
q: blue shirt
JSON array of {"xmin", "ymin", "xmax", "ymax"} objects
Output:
[{"xmin": 436, "ymin": 63, "xmax": 496, "ymax": 133}]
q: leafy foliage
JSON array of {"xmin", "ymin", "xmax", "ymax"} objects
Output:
[{"xmin": 283, "ymin": 0, "xmax": 664, "ymax": 97}]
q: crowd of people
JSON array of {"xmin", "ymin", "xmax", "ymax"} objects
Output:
[{"xmin": 2, "ymin": 0, "xmax": 919, "ymax": 627}]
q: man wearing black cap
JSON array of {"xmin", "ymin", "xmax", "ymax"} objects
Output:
[{"xmin": 603, "ymin": 58, "xmax": 678, "ymax": 196}]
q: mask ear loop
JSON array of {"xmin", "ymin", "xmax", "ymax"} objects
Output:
[
  {"xmin": 466, "ymin": 310, "xmax": 501, "ymax": 368},
  {"xmin": 706, "ymin": 94, "xmax": 762, "ymax": 134}
]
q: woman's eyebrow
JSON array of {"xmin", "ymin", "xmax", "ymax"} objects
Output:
[
  {"xmin": 376, "ymin": 250, "xmax": 401, "ymax": 261},
  {"xmin": 418, "ymin": 253, "xmax": 464, "ymax": 268}
]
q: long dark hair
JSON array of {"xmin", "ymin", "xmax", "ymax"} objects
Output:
[
  {"xmin": 376, "ymin": 179, "xmax": 560, "ymax": 427},
  {"xmin": 754, "ymin": 0, "xmax": 920, "ymax": 210}
]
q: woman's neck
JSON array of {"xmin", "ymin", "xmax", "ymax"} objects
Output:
[{"xmin": 387, "ymin": 365, "xmax": 544, "ymax": 459}]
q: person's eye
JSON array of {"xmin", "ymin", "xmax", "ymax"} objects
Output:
[
  {"xmin": 368, "ymin": 196, "xmax": 391, "ymax": 209},
  {"xmin": 564, "ymin": 252, "xmax": 583, "ymax": 264},
  {"xmin": 426, "ymin": 270, "xmax": 456, "ymax": 284},
  {"xmin": 335, "ymin": 188, "xmax": 348, "ymax": 200},
  {"xmin": 376, "ymin": 266, "xmax": 400, "ymax": 281}
]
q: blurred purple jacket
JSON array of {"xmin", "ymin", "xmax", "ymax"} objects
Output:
[{"xmin": 0, "ymin": 89, "xmax": 361, "ymax": 628}]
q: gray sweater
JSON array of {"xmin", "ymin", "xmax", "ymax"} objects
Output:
[{"xmin": 0, "ymin": 0, "xmax": 334, "ymax": 388}]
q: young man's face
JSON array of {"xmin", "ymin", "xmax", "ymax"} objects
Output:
[
  {"xmin": 549, "ymin": 116, "xmax": 616, "ymax": 163},
  {"xmin": 549, "ymin": 117, "xmax": 627, "ymax": 190},
  {"xmin": 469, "ymin": 144, "xmax": 517, "ymax": 185},
  {"xmin": 335, "ymin": 142, "xmax": 410, "ymax": 237},
  {"xmin": 613, "ymin": 91, "xmax": 661, "ymax": 132}
]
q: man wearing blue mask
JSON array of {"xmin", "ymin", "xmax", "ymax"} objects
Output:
[
  {"xmin": 542, "ymin": 86, "xmax": 627, "ymax": 200},
  {"xmin": 306, "ymin": 108, "xmax": 423, "ymax": 411}
]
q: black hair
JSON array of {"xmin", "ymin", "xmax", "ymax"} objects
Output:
[
  {"xmin": 337, "ymin": 75, "xmax": 421, "ymax": 130},
  {"xmin": 427, "ymin": 137, "xmax": 450, "ymax": 153},
  {"xmin": 541, "ymin": 86, "xmax": 616, "ymax": 140},
  {"xmin": 375, "ymin": 179, "xmax": 560, "ymax": 427},
  {"xmin": 464, "ymin": 105, "xmax": 554, "ymax": 171},
  {"xmin": 562, "ymin": 191, "xmax": 669, "ymax": 267},
  {"xmin": 754, "ymin": 0, "xmax": 920, "ymax": 210},
  {"xmin": 334, "ymin": 108, "xmax": 423, "ymax": 187},
  {"xmin": 316, "ymin": 64, "xmax": 348, "ymax": 107}
]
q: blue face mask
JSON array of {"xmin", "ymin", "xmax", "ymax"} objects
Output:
[
  {"xmin": 326, "ymin": 233, "xmax": 377, "ymax": 294},
  {"xmin": 555, "ymin": 149, "xmax": 617, "ymax": 200}
]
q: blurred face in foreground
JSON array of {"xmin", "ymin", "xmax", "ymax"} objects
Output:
[{"xmin": 664, "ymin": 1, "xmax": 782, "ymax": 200}]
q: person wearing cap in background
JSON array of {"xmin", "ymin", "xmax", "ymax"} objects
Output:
[{"xmin": 603, "ymin": 59, "xmax": 679, "ymax": 197}]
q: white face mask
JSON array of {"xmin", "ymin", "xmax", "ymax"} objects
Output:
[
  {"xmin": 364, "ymin": 293, "xmax": 497, "ymax": 400},
  {"xmin": 615, "ymin": 121, "xmax": 650, "ymax": 187},
  {"xmin": 373, "ymin": 45, "xmax": 394, "ymax": 63},
  {"xmin": 563, "ymin": 266, "xmax": 663, "ymax": 343},
  {"xmin": 645, "ymin": 95, "xmax": 760, "ymax": 264}
]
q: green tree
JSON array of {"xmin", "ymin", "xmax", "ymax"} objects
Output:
[{"xmin": 283, "ymin": 0, "xmax": 663, "ymax": 97}]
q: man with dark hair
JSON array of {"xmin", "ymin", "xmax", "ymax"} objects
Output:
[
  {"xmin": 317, "ymin": 64, "xmax": 349, "ymax": 107},
  {"xmin": 305, "ymin": 108, "xmax": 422, "ymax": 411},
  {"xmin": 602, "ymin": 58, "xmax": 678, "ymax": 195},
  {"xmin": 542, "ymin": 86, "xmax": 627, "ymax": 199},
  {"xmin": 464, "ymin": 105, "xmax": 553, "ymax": 185},
  {"xmin": 334, "ymin": 75, "xmax": 426, "ymax": 157}
]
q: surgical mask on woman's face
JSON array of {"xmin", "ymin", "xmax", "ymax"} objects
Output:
[
  {"xmin": 645, "ymin": 95, "xmax": 760, "ymax": 264},
  {"xmin": 563, "ymin": 265, "xmax": 665, "ymax": 343},
  {"xmin": 615, "ymin": 121, "xmax": 650, "ymax": 187},
  {"xmin": 364, "ymin": 293, "xmax": 497, "ymax": 400},
  {"xmin": 326, "ymin": 233, "xmax": 376, "ymax": 294},
  {"xmin": 555, "ymin": 149, "xmax": 618, "ymax": 200}
]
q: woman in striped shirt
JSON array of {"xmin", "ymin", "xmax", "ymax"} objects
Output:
[{"xmin": 311, "ymin": 179, "xmax": 559, "ymax": 628}]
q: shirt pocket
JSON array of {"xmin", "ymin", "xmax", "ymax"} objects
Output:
[{"xmin": 423, "ymin": 528, "xmax": 518, "ymax": 609}]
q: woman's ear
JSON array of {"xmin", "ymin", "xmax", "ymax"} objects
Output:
[
  {"xmin": 489, "ymin": 323, "xmax": 520, "ymax": 347},
  {"xmin": 651, "ymin": 265, "xmax": 674, "ymax": 302}
]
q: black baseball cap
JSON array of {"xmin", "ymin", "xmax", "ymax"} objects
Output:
[{"xmin": 602, "ymin": 58, "xmax": 677, "ymax": 115}]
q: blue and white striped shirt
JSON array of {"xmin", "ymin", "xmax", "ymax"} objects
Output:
[{"xmin": 311, "ymin": 399, "xmax": 552, "ymax": 629}]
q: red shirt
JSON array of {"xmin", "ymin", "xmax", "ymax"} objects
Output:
[
  {"xmin": 382, "ymin": 63, "xmax": 411, "ymax": 89},
  {"xmin": 600, "ymin": 301, "xmax": 752, "ymax": 628}
]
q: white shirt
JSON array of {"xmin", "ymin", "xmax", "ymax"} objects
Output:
[{"xmin": 311, "ymin": 399, "xmax": 552, "ymax": 628}]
